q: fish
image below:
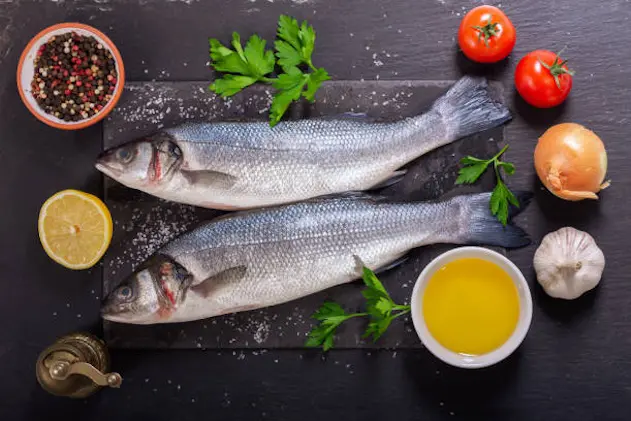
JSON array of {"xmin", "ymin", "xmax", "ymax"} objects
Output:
[
  {"xmin": 96, "ymin": 76, "xmax": 511, "ymax": 210},
  {"xmin": 101, "ymin": 191, "xmax": 531, "ymax": 325}
]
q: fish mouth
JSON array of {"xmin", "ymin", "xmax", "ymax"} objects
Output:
[
  {"xmin": 100, "ymin": 298, "xmax": 133, "ymax": 323},
  {"xmin": 101, "ymin": 311, "xmax": 129, "ymax": 323},
  {"xmin": 101, "ymin": 307, "xmax": 155, "ymax": 325},
  {"xmin": 95, "ymin": 157, "xmax": 122, "ymax": 178}
]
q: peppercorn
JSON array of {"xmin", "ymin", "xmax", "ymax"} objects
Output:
[{"xmin": 30, "ymin": 32, "xmax": 118, "ymax": 122}]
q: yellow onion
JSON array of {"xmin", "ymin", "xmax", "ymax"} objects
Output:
[{"xmin": 534, "ymin": 123, "xmax": 609, "ymax": 201}]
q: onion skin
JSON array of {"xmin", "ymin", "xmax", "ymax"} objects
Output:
[{"xmin": 534, "ymin": 123, "xmax": 609, "ymax": 201}]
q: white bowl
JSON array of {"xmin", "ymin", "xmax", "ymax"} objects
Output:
[
  {"xmin": 410, "ymin": 246, "xmax": 532, "ymax": 369},
  {"xmin": 17, "ymin": 22, "xmax": 125, "ymax": 130}
]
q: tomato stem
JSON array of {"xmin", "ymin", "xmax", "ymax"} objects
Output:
[
  {"xmin": 538, "ymin": 49, "xmax": 575, "ymax": 90},
  {"xmin": 472, "ymin": 18, "xmax": 499, "ymax": 47}
]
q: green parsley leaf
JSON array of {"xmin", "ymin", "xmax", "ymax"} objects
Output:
[
  {"xmin": 456, "ymin": 161, "xmax": 490, "ymax": 185},
  {"xmin": 272, "ymin": 66, "xmax": 306, "ymax": 90},
  {"xmin": 362, "ymin": 288, "xmax": 392, "ymax": 318},
  {"xmin": 455, "ymin": 145, "xmax": 520, "ymax": 225},
  {"xmin": 275, "ymin": 14, "xmax": 318, "ymax": 69},
  {"xmin": 210, "ymin": 75, "xmax": 258, "ymax": 97},
  {"xmin": 498, "ymin": 161, "xmax": 516, "ymax": 176},
  {"xmin": 243, "ymin": 35, "xmax": 276, "ymax": 77},
  {"xmin": 363, "ymin": 317, "xmax": 393, "ymax": 342},
  {"xmin": 209, "ymin": 38, "xmax": 250, "ymax": 75},
  {"xmin": 306, "ymin": 267, "xmax": 410, "ymax": 351},
  {"xmin": 305, "ymin": 302, "xmax": 366, "ymax": 351},
  {"xmin": 362, "ymin": 266, "xmax": 388, "ymax": 294},
  {"xmin": 490, "ymin": 179, "xmax": 519, "ymax": 226},
  {"xmin": 312, "ymin": 301, "xmax": 347, "ymax": 320},
  {"xmin": 303, "ymin": 67, "xmax": 330, "ymax": 102},
  {"xmin": 231, "ymin": 32, "xmax": 247, "ymax": 63},
  {"xmin": 274, "ymin": 39, "xmax": 303, "ymax": 69},
  {"xmin": 298, "ymin": 20, "xmax": 316, "ymax": 63},
  {"xmin": 270, "ymin": 83, "xmax": 304, "ymax": 126},
  {"xmin": 277, "ymin": 15, "xmax": 301, "ymax": 50},
  {"xmin": 208, "ymin": 33, "xmax": 275, "ymax": 97},
  {"xmin": 209, "ymin": 16, "xmax": 329, "ymax": 126},
  {"xmin": 361, "ymin": 266, "xmax": 410, "ymax": 342}
]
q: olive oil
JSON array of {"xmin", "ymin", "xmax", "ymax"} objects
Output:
[{"xmin": 422, "ymin": 258, "xmax": 519, "ymax": 356}]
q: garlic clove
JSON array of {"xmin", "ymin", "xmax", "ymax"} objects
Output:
[{"xmin": 533, "ymin": 227, "xmax": 605, "ymax": 300}]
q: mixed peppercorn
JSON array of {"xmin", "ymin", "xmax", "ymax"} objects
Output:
[{"xmin": 31, "ymin": 32, "xmax": 118, "ymax": 122}]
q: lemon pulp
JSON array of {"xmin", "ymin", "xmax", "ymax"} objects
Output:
[
  {"xmin": 422, "ymin": 257, "xmax": 519, "ymax": 356},
  {"xmin": 38, "ymin": 189, "xmax": 112, "ymax": 270}
]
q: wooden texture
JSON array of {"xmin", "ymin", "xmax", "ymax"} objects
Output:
[
  {"xmin": 101, "ymin": 80, "xmax": 502, "ymax": 349},
  {"xmin": 1, "ymin": 0, "xmax": 630, "ymax": 420}
]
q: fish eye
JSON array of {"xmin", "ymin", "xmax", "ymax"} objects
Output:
[
  {"xmin": 117, "ymin": 286, "xmax": 133, "ymax": 300},
  {"xmin": 116, "ymin": 147, "xmax": 135, "ymax": 164},
  {"xmin": 167, "ymin": 142, "xmax": 181, "ymax": 158}
]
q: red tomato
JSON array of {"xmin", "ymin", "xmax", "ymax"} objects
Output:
[
  {"xmin": 515, "ymin": 50, "xmax": 574, "ymax": 108},
  {"xmin": 458, "ymin": 5, "xmax": 516, "ymax": 63}
]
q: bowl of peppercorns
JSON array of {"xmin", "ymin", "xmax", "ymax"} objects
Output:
[{"xmin": 17, "ymin": 23, "xmax": 125, "ymax": 130}]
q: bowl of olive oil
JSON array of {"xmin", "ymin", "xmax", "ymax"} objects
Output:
[{"xmin": 411, "ymin": 247, "xmax": 532, "ymax": 368}]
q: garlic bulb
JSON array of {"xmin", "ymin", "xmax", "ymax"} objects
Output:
[{"xmin": 533, "ymin": 227, "xmax": 605, "ymax": 300}]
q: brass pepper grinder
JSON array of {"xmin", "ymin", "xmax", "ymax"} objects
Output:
[{"xmin": 36, "ymin": 332, "xmax": 122, "ymax": 398}]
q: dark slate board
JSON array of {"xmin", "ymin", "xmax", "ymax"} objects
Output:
[{"xmin": 102, "ymin": 80, "xmax": 504, "ymax": 349}]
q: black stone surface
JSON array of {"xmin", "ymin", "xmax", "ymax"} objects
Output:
[{"xmin": 1, "ymin": 1, "xmax": 630, "ymax": 420}]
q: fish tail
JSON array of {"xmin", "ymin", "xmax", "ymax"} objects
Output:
[
  {"xmin": 433, "ymin": 76, "xmax": 511, "ymax": 139},
  {"xmin": 455, "ymin": 191, "xmax": 532, "ymax": 249}
]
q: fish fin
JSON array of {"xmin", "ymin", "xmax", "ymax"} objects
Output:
[
  {"xmin": 181, "ymin": 170, "xmax": 237, "ymax": 190},
  {"xmin": 180, "ymin": 274, "xmax": 196, "ymax": 301},
  {"xmin": 432, "ymin": 76, "xmax": 511, "ymax": 139},
  {"xmin": 352, "ymin": 255, "xmax": 367, "ymax": 276},
  {"xmin": 351, "ymin": 254, "xmax": 407, "ymax": 276},
  {"xmin": 508, "ymin": 191, "xmax": 533, "ymax": 219},
  {"xmin": 190, "ymin": 266, "xmax": 247, "ymax": 298},
  {"xmin": 369, "ymin": 170, "xmax": 407, "ymax": 190},
  {"xmin": 456, "ymin": 191, "xmax": 531, "ymax": 249},
  {"xmin": 217, "ymin": 304, "xmax": 260, "ymax": 316},
  {"xmin": 375, "ymin": 255, "xmax": 409, "ymax": 274}
]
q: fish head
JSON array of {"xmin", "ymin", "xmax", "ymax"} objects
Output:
[
  {"xmin": 95, "ymin": 134, "xmax": 183, "ymax": 189},
  {"xmin": 101, "ymin": 255, "xmax": 192, "ymax": 324}
]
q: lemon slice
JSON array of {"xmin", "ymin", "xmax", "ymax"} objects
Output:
[{"xmin": 38, "ymin": 189, "xmax": 113, "ymax": 270}]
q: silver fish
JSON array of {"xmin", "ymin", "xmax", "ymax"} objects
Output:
[
  {"xmin": 96, "ymin": 76, "xmax": 510, "ymax": 209},
  {"xmin": 101, "ymin": 192, "xmax": 531, "ymax": 325}
]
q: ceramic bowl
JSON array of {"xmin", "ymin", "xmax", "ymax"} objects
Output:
[
  {"xmin": 17, "ymin": 22, "xmax": 125, "ymax": 130},
  {"xmin": 410, "ymin": 246, "xmax": 533, "ymax": 369}
]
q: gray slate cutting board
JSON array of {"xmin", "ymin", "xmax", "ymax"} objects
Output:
[{"xmin": 102, "ymin": 80, "xmax": 504, "ymax": 349}]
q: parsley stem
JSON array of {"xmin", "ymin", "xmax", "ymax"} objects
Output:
[
  {"xmin": 491, "ymin": 144, "xmax": 510, "ymax": 162},
  {"xmin": 260, "ymin": 76, "xmax": 277, "ymax": 83},
  {"xmin": 306, "ymin": 58, "xmax": 318, "ymax": 72},
  {"xmin": 346, "ymin": 312, "xmax": 368, "ymax": 319},
  {"xmin": 390, "ymin": 309, "xmax": 411, "ymax": 320}
]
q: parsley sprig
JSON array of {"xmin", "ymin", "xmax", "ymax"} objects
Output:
[
  {"xmin": 455, "ymin": 144, "xmax": 519, "ymax": 226},
  {"xmin": 209, "ymin": 15, "xmax": 330, "ymax": 127},
  {"xmin": 305, "ymin": 267, "xmax": 410, "ymax": 351}
]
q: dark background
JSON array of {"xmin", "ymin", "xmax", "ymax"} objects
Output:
[{"xmin": 1, "ymin": 0, "xmax": 630, "ymax": 420}]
